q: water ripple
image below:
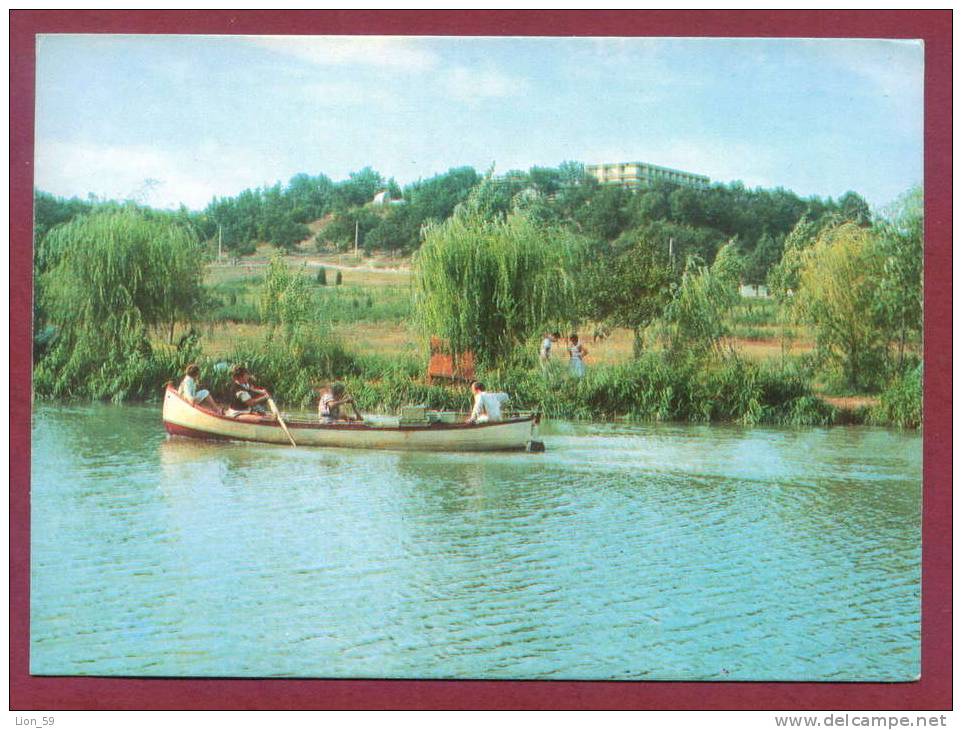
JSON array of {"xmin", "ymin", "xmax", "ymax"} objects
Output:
[{"xmin": 30, "ymin": 404, "xmax": 921, "ymax": 680}]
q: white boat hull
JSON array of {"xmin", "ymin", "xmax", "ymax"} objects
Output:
[{"xmin": 162, "ymin": 386, "xmax": 538, "ymax": 452}]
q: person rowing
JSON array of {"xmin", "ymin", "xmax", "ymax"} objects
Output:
[
  {"xmin": 466, "ymin": 381, "xmax": 510, "ymax": 424},
  {"xmin": 318, "ymin": 382, "xmax": 363, "ymax": 423},
  {"xmin": 226, "ymin": 365, "xmax": 275, "ymax": 421}
]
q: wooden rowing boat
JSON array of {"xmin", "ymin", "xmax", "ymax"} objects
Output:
[{"xmin": 162, "ymin": 385, "xmax": 539, "ymax": 452}]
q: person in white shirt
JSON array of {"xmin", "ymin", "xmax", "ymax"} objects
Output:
[
  {"xmin": 540, "ymin": 331, "xmax": 561, "ymax": 372},
  {"xmin": 177, "ymin": 363, "xmax": 222, "ymax": 413},
  {"xmin": 540, "ymin": 332, "xmax": 552, "ymax": 361},
  {"xmin": 466, "ymin": 381, "xmax": 510, "ymax": 424}
]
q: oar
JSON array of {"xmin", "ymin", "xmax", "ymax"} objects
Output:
[
  {"xmin": 267, "ymin": 396, "xmax": 297, "ymax": 447},
  {"xmin": 347, "ymin": 398, "xmax": 365, "ymax": 423}
]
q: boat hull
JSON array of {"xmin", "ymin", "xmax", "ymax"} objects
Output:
[{"xmin": 162, "ymin": 386, "xmax": 537, "ymax": 452}]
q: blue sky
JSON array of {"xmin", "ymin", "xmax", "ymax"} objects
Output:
[{"xmin": 34, "ymin": 35, "xmax": 923, "ymax": 211}]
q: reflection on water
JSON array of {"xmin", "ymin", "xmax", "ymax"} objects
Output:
[{"xmin": 31, "ymin": 403, "xmax": 921, "ymax": 680}]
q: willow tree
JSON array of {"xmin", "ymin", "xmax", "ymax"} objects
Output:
[
  {"xmin": 35, "ymin": 209, "xmax": 205, "ymax": 398},
  {"xmin": 792, "ymin": 222, "xmax": 886, "ymax": 389},
  {"xmin": 413, "ymin": 208, "xmax": 583, "ymax": 368},
  {"xmin": 873, "ymin": 187, "xmax": 923, "ymax": 370},
  {"xmin": 661, "ymin": 241, "xmax": 744, "ymax": 359}
]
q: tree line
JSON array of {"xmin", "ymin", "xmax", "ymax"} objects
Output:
[
  {"xmin": 30, "ymin": 185, "xmax": 921, "ymax": 425},
  {"xmin": 35, "ymin": 159, "xmax": 869, "ymax": 281},
  {"xmin": 415, "ymin": 181, "xmax": 921, "ymax": 397},
  {"xmin": 32, "ymin": 166, "xmax": 919, "ymax": 422}
]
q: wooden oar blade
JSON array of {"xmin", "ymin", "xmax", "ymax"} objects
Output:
[{"xmin": 267, "ymin": 397, "xmax": 297, "ymax": 447}]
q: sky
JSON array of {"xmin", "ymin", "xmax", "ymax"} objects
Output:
[{"xmin": 34, "ymin": 35, "xmax": 924, "ymax": 212}]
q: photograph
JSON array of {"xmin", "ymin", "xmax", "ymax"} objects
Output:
[{"xmin": 13, "ymin": 11, "xmax": 948, "ymax": 710}]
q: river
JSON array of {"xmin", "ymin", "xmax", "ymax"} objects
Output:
[{"xmin": 30, "ymin": 403, "xmax": 921, "ymax": 681}]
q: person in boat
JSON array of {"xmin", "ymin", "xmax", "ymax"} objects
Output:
[
  {"xmin": 226, "ymin": 365, "xmax": 274, "ymax": 420},
  {"xmin": 318, "ymin": 382, "xmax": 363, "ymax": 423},
  {"xmin": 568, "ymin": 333, "xmax": 588, "ymax": 378},
  {"xmin": 178, "ymin": 363, "xmax": 223, "ymax": 413},
  {"xmin": 466, "ymin": 381, "xmax": 510, "ymax": 424}
]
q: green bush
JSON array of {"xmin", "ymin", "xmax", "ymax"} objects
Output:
[
  {"xmin": 206, "ymin": 331, "xmax": 358, "ymax": 408},
  {"xmin": 870, "ymin": 364, "xmax": 922, "ymax": 429},
  {"xmin": 470, "ymin": 352, "xmax": 834, "ymax": 426}
]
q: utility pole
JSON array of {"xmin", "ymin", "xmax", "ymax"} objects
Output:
[
  {"xmin": 354, "ymin": 221, "xmax": 359, "ymax": 259},
  {"xmin": 218, "ymin": 225, "xmax": 223, "ymax": 261},
  {"xmin": 668, "ymin": 236, "xmax": 674, "ymax": 265}
]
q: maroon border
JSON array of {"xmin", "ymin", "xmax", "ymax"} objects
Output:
[{"xmin": 10, "ymin": 10, "xmax": 951, "ymax": 711}]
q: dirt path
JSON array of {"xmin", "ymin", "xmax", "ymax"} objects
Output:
[
  {"xmin": 302, "ymin": 258, "xmax": 410, "ymax": 274},
  {"xmin": 820, "ymin": 395, "xmax": 879, "ymax": 410}
]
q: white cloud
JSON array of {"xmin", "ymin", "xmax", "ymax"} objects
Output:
[
  {"xmin": 245, "ymin": 35, "xmax": 439, "ymax": 72},
  {"xmin": 301, "ymin": 81, "xmax": 396, "ymax": 108},
  {"xmin": 439, "ymin": 66, "xmax": 528, "ymax": 105},
  {"xmin": 658, "ymin": 140, "xmax": 780, "ymax": 188},
  {"xmin": 799, "ymin": 39, "xmax": 923, "ymax": 101},
  {"xmin": 35, "ymin": 139, "xmax": 286, "ymax": 210},
  {"xmin": 297, "ymin": 63, "xmax": 528, "ymax": 110},
  {"xmin": 565, "ymin": 37, "xmax": 704, "ymax": 94},
  {"xmin": 249, "ymin": 36, "xmax": 527, "ymax": 106}
]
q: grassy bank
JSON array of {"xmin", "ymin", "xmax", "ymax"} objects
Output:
[
  {"xmin": 34, "ymin": 252, "xmax": 919, "ymax": 429},
  {"xmin": 34, "ymin": 324, "xmax": 919, "ymax": 428},
  {"xmin": 34, "ymin": 326, "xmax": 877, "ymax": 427}
]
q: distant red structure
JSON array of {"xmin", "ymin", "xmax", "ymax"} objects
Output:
[{"xmin": 427, "ymin": 337, "xmax": 475, "ymax": 384}]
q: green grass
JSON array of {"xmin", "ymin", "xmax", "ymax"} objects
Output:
[
  {"xmin": 869, "ymin": 362, "xmax": 922, "ymax": 429},
  {"xmin": 316, "ymin": 283, "xmax": 411, "ymax": 325},
  {"xmin": 201, "ymin": 269, "xmax": 412, "ymax": 326},
  {"xmin": 35, "ymin": 262, "xmax": 914, "ymax": 427},
  {"xmin": 471, "ymin": 353, "xmax": 838, "ymax": 426},
  {"xmin": 730, "ymin": 297, "xmax": 780, "ymax": 327},
  {"xmin": 204, "ymin": 274, "xmax": 264, "ymax": 323}
]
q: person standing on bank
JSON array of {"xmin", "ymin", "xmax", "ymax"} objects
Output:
[
  {"xmin": 540, "ymin": 332, "xmax": 553, "ymax": 363},
  {"xmin": 568, "ymin": 333, "xmax": 588, "ymax": 378},
  {"xmin": 540, "ymin": 331, "xmax": 561, "ymax": 366},
  {"xmin": 466, "ymin": 381, "xmax": 510, "ymax": 424}
]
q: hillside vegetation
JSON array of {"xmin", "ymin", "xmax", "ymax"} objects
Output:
[{"xmin": 32, "ymin": 164, "xmax": 922, "ymax": 428}]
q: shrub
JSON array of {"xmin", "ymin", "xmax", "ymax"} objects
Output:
[
  {"xmin": 661, "ymin": 251, "xmax": 741, "ymax": 359},
  {"xmin": 870, "ymin": 363, "xmax": 922, "ymax": 429},
  {"xmin": 259, "ymin": 255, "xmax": 318, "ymax": 338}
]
